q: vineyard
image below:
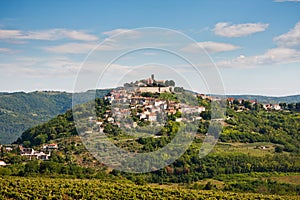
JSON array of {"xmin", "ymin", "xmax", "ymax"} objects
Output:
[{"xmin": 0, "ymin": 176, "xmax": 298, "ymax": 199}]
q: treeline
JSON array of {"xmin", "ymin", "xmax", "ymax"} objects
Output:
[
  {"xmin": 118, "ymin": 148, "xmax": 300, "ymax": 183},
  {"xmin": 1, "ymin": 160, "xmax": 103, "ymax": 178}
]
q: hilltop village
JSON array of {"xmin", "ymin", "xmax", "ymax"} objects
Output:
[
  {"xmin": 95, "ymin": 75, "xmax": 283, "ymax": 130},
  {"xmin": 101, "ymin": 75, "xmax": 206, "ymax": 128}
]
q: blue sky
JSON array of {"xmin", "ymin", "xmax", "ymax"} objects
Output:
[{"xmin": 0, "ymin": 0, "xmax": 300, "ymax": 96}]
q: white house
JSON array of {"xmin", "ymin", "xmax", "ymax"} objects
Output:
[
  {"xmin": 272, "ymin": 104, "xmax": 281, "ymax": 110},
  {"xmin": 5, "ymin": 147, "xmax": 13, "ymax": 152},
  {"xmin": 147, "ymin": 113, "xmax": 157, "ymax": 122},
  {"xmin": 34, "ymin": 152, "xmax": 51, "ymax": 160},
  {"xmin": 43, "ymin": 143, "xmax": 58, "ymax": 149},
  {"xmin": 0, "ymin": 161, "xmax": 7, "ymax": 166},
  {"xmin": 198, "ymin": 106, "xmax": 206, "ymax": 113}
]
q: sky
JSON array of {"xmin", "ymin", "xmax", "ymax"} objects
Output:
[{"xmin": 0, "ymin": 0, "xmax": 300, "ymax": 96}]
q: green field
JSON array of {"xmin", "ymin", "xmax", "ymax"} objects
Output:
[{"xmin": 0, "ymin": 176, "xmax": 299, "ymax": 200}]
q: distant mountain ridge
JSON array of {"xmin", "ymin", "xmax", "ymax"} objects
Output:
[{"xmin": 225, "ymin": 94, "xmax": 300, "ymax": 104}]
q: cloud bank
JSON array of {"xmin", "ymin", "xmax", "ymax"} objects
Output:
[{"xmin": 0, "ymin": 29, "xmax": 98, "ymax": 41}]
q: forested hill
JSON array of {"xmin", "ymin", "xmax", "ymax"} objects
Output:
[
  {"xmin": 0, "ymin": 90, "xmax": 110, "ymax": 144},
  {"xmin": 0, "ymin": 91, "xmax": 72, "ymax": 144}
]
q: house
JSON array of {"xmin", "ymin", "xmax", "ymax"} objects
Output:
[
  {"xmin": 154, "ymin": 100, "xmax": 166, "ymax": 107},
  {"xmin": 21, "ymin": 148, "xmax": 51, "ymax": 160},
  {"xmin": 99, "ymin": 127, "xmax": 104, "ymax": 133},
  {"xmin": 34, "ymin": 152, "xmax": 51, "ymax": 160},
  {"xmin": 21, "ymin": 148, "xmax": 35, "ymax": 155},
  {"xmin": 248, "ymin": 100, "xmax": 257, "ymax": 105},
  {"xmin": 194, "ymin": 116, "xmax": 202, "ymax": 121},
  {"xmin": 198, "ymin": 106, "xmax": 206, "ymax": 112},
  {"xmin": 5, "ymin": 147, "xmax": 13, "ymax": 152},
  {"xmin": 0, "ymin": 161, "xmax": 7, "ymax": 166},
  {"xmin": 263, "ymin": 104, "xmax": 281, "ymax": 111},
  {"xmin": 96, "ymin": 121, "xmax": 103, "ymax": 125},
  {"xmin": 175, "ymin": 118, "xmax": 182, "ymax": 122},
  {"xmin": 228, "ymin": 98, "xmax": 235, "ymax": 102},
  {"xmin": 180, "ymin": 105, "xmax": 205, "ymax": 114},
  {"xmin": 272, "ymin": 104, "xmax": 281, "ymax": 110},
  {"xmin": 43, "ymin": 143, "xmax": 58, "ymax": 150},
  {"xmin": 138, "ymin": 86, "xmax": 171, "ymax": 93},
  {"xmin": 167, "ymin": 109, "xmax": 177, "ymax": 115},
  {"xmin": 107, "ymin": 117, "xmax": 114, "ymax": 123},
  {"xmin": 147, "ymin": 113, "xmax": 157, "ymax": 122},
  {"xmin": 139, "ymin": 113, "xmax": 147, "ymax": 120}
]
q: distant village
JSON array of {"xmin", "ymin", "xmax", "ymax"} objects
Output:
[{"xmin": 101, "ymin": 75, "xmax": 206, "ymax": 128}]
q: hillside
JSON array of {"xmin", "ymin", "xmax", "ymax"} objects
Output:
[
  {"xmin": 6, "ymin": 90, "xmax": 299, "ymax": 196},
  {"xmin": 0, "ymin": 89, "xmax": 110, "ymax": 144},
  {"xmin": 0, "ymin": 91, "xmax": 72, "ymax": 144}
]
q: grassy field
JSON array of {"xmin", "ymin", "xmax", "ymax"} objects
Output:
[
  {"xmin": 0, "ymin": 176, "xmax": 299, "ymax": 199},
  {"xmin": 213, "ymin": 142, "xmax": 286, "ymax": 156},
  {"xmin": 270, "ymin": 175, "xmax": 300, "ymax": 185}
]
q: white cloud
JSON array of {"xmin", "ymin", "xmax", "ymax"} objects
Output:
[
  {"xmin": 213, "ymin": 22, "xmax": 269, "ymax": 37},
  {"xmin": 0, "ymin": 30, "xmax": 22, "ymax": 39},
  {"xmin": 45, "ymin": 28, "xmax": 187, "ymax": 54},
  {"xmin": 217, "ymin": 47, "xmax": 300, "ymax": 68},
  {"xmin": 0, "ymin": 47, "xmax": 16, "ymax": 54},
  {"xmin": 58, "ymin": 30, "xmax": 98, "ymax": 41},
  {"xmin": 103, "ymin": 29, "xmax": 140, "ymax": 37},
  {"xmin": 181, "ymin": 41, "xmax": 240, "ymax": 54},
  {"xmin": 216, "ymin": 21, "xmax": 300, "ymax": 68},
  {"xmin": 274, "ymin": 22, "xmax": 300, "ymax": 47},
  {"xmin": 0, "ymin": 56, "xmax": 81, "ymax": 78},
  {"xmin": 43, "ymin": 40, "xmax": 125, "ymax": 54},
  {"xmin": 44, "ymin": 43, "xmax": 97, "ymax": 54},
  {"xmin": 0, "ymin": 29, "xmax": 98, "ymax": 41}
]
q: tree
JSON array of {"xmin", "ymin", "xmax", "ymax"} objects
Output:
[
  {"xmin": 287, "ymin": 103, "xmax": 295, "ymax": 110},
  {"xmin": 24, "ymin": 160, "xmax": 39, "ymax": 174},
  {"xmin": 200, "ymin": 111, "xmax": 211, "ymax": 120},
  {"xmin": 233, "ymin": 99, "xmax": 240, "ymax": 105},
  {"xmin": 296, "ymin": 102, "xmax": 300, "ymax": 110},
  {"xmin": 168, "ymin": 80, "xmax": 175, "ymax": 86},
  {"xmin": 279, "ymin": 103, "xmax": 287, "ymax": 109},
  {"xmin": 164, "ymin": 80, "xmax": 175, "ymax": 87},
  {"xmin": 243, "ymin": 101, "xmax": 253, "ymax": 110},
  {"xmin": 275, "ymin": 145, "xmax": 283, "ymax": 153},
  {"xmin": 204, "ymin": 181, "xmax": 214, "ymax": 190}
]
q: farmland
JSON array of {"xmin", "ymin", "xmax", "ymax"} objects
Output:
[{"xmin": 0, "ymin": 176, "xmax": 298, "ymax": 200}]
